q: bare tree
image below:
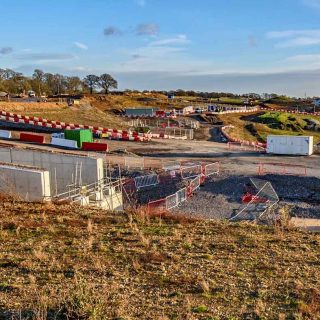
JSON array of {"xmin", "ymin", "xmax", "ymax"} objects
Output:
[
  {"xmin": 32, "ymin": 69, "xmax": 45, "ymax": 96},
  {"xmin": 99, "ymin": 73, "xmax": 118, "ymax": 94},
  {"xmin": 83, "ymin": 74, "xmax": 100, "ymax": 94}
]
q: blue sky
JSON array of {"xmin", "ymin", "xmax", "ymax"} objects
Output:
[{"xmin": 1, "ymin": 0, "xmax": 320, "ymax": 96}]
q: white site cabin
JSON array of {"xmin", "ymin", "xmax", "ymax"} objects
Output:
[{"xmin": 267, "ymin": 135, "xmax": 314, "ymax": 156}]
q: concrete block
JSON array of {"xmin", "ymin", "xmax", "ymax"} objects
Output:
[
  {"xmin": 0, "ymin": 147, "xmax": 105, "ymax": 195},
  {"xmin": 0, "ymin": 164, "xmax": 51, "ymax": 202}
]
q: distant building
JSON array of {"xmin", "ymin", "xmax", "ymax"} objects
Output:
[
  {"xmin": 125, "ymin": 108, "xmax": 158, "ymax": 117},
  {"xmin": 313, "ymin": 99, "xmax": 320, "ymax": 107}
]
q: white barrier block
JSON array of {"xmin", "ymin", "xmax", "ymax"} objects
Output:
[
  {"xmin": 0, "ymin": 130, "xmax": 12, "ymax": 139},
  {"xmin": 51, "ymin": 137, "xmax": 78, "ymax": 149}
]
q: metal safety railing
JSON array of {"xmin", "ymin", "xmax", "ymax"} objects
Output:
[
  {"xmin": 134, "ymin": 173, "xmax": 159, "ymax": 190},
  {"xmin": 180, "ymin": 164, "xmax": 202, "ymax": 180},
  {"xmin": 203, "ymin": 162, "xmax": 220, "ymax": 177}
]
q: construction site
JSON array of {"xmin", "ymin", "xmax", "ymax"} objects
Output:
[{"xmin": 0, "ymin": 97, "xmax": 319, "ymax": 228}]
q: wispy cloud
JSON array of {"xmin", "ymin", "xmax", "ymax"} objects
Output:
[
  {"xmin": 267, "ymin": 29, "xmax": 320, "ymax": 47},
  {"xmin": 285, "ymin": 54, "xmax": 320, "ymax": 64},
  {"xmin": 150, "ymin": 34, "xmax": 190, "ymax": 46},
  {"xmin": 73, "ymin": 42, "xmax": 88, "ymax": 50},
  {"xmin": 136, "ymin": 23, "xmax": 159, "ymax": 36},
  {"xmin": 104, "ymin": 26, "xmax": 122, "ymax": 36},
  {"xmin": 135, "ymin": 0, "xmax": 146, "ymax": 7},
  {"xmin": 118, "ymin": 33, "xmax": 193, "ymax": 73},
  {"xmin": 0, "ymin": 47, "xmax": 13, "ymax": 55},
  {"xmin": 15, "ymin": 53, "xmax": 76, "ymax": 62}
]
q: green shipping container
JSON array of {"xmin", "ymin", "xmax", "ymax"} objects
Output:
[{"xmin": 64, "ymin": 129, "xmax": 93, "ymax": 148}]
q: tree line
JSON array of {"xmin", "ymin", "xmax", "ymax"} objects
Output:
[{"xmin": 0, "ymin": 68, "xmax": 118, "ymax": 96}]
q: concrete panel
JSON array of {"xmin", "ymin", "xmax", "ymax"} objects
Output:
[
  {"xmin": 0, "ymin": 148, "xmax": 11, "ymax": 162},
  {"xmin": 0, "ymin": 147, "xmax": 104, "ymax": 194},
  {"xmin": 0, "ymin": 164, "xmax": 51, "ymax": 201}
]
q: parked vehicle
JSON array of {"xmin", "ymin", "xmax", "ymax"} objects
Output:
[{"xmin": 28, "ymin": 90, "xmax": 36, "ymax": 98}]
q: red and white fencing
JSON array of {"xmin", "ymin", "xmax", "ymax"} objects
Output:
[
  {"xmin": 141, "ymin": 161, "xmax": 221, "ymax": 214},
  {"xmin": 147, "ymin": 198, "xmax": 167, "ymax": 214},
  {"xmin": 0, "ymin": 110, "xmax": 150, "ymax": 142},
  {"xmin": 165, "ymin": 187, "xmax": 187, "ymax": 210},
  {"xmin": 106, "ymin": 155, "xmax": 174, "ymax": 171},
  {"xmin": 257, "ymin": 162, "xmax": 307, "ymax": 176},
  {"xmin": 222, "ymin": 125, "xmax": 267, "ymax": 152},
  {"xmin": 227, "ymin": 142, "xmax": 266, "ymax": 153},
  {"xmin": 189, "ymin": 175, "xmax": 201, "ymax": 192},
  {"xmin": 203, "ymin": 162, "xmax": 220, "ymax": 177},
  {"xmin": 260, "ymin": 107, "xmax": 320, "ymax": 117},
  {"xmin": 205, "ymin": 108, "xmax": 258, "ymax": 115},
  {"xmin": 180, "ymin": 164, "xmax": 202, "ymax": 180}
]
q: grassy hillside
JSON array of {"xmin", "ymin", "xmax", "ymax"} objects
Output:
[
  {"xmin": 220, "ymin": 111, "xmax": 320, "ymax": 144},
  {"xmin": 0, "ymin": 101, "xmax": 127, "ymax": 129},
  {"xmin": 0, "ymin": 197, "xmax": 319, "ymax": 319},
  {"xmin": 87, "ymin": 93, "xmax": 191, "ymax": 112}
]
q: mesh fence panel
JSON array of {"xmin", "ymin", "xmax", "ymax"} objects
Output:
[
  {"xmin": 204, "ymin": 162, "xmax": 220, "ymax": 176},
  {"xmin": 176, "ymin": 188, "xmax": 187, "ymax": 204},
  {"xmin": 148, "ymin": 198, "xmax": 166, "ymax": 214},
  {"xmin": 163, "ymin": 160, "xmax": 181, "ymax": 171},
  {"xmin": 166, "ymin": 193, "xmax": 178, "ymax": 210},
  {"xmin": 122, "ymin": 178, "xmax": 136, "ymax": 194},
  {"xmin": 190, "ymin": 176, "xmax": 201, "ymax": 192},
  {"xmin": 181, "ymin": 165, "xmax": 202, "ymax": 179},
  {"xmin": 134, "ymin": 174, "xmax": 159, "ymax": 190},
  {"xmin": 230, "ymin": 179, "xmax": 279, "ymax": 221},
  {"xmin": 125, "ymin": 157, "xmax": 144, "ymax": 169},
  {"xmin": 250, "ymin": 178, "xmax": 279, "ymax": 202}
]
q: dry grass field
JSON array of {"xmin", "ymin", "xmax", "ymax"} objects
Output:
[{"xmin": 0, "ymin": 196, "xmax": 319, "ymax": 319}]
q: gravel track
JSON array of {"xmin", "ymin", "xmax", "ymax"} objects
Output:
[{"xmin": 172, "ymin": 173, "xmax": 320, "ymax": 219}]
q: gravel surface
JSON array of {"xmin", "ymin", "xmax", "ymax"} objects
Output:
[
  {"xmin": 172, "ymin": 173, "xmax": 320, "ymax": 219},
  {"xmin": 119, "ymin": 166, "xmax": 320, "ymax": 219}
]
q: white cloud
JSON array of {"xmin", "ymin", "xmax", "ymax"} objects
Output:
[
  {"xmin": 285, "ymin": 54, "xmax": 320, "ymax": 64},
  {"xmin": 150, "ymin": 34, "xmax": 190, "ymax": 46},
  {"xmin": 118, "ymin": 34, "xmax": 193, "ymax": 72},
  {"xmin": 267, "ymin": 29, "xmax": 320, "ymax": 38},
  {"xmin": 15, "ymin": 53, "xmax": 76, "ymax": 62},
  {"xmin": 73, "ymin": 42, "xmax": 88, "ymax": 50},
  {"xmin": 267, "ymin": 29, "xmax": 320, "ymax": 47}
]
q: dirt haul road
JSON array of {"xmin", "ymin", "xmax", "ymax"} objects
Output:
[
  {"xmin": 105, "ymin": 139, "xmax": 320, "ymax": 178},
  {"xmin": 0, "ymin": 137, "xmax": 319, "ymax": 178}
]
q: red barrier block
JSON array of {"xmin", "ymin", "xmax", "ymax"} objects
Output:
[
  {"xmin": 20, "ymin": 133, "xmax": 45, "ymax": 144},
  {"xmin": 82, "ymin": 142, "xmax": 108, "ymax": 152}
]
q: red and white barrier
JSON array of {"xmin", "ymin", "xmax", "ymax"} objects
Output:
[
  {"xmin": 0, "ymin": 110, "xmax": 151, "ymax": 142},
  {"xmin": 260, "ymin": 107, "xmax": 320, "ymax": 117},
  {"xmin": 222, "ymin": 125, "xmax": 266, "ymax": 153}
]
